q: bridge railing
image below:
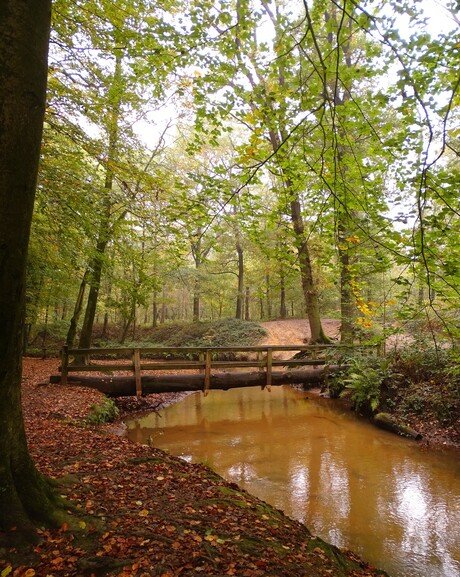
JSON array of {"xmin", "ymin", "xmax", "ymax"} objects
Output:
[{"xmin": 60, "ymin": 343, "xmax": 379, "ymax": 397}]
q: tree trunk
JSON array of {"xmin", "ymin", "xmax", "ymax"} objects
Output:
[
  {"xmin": 338, "ymin": 221, "xmax": 354, "ymax": 344},
  {"xmin": 290, "ymin": 198, "xmax": 329, "ymax": 343},
  {"xmin": 50, "ymin": 368, "xmax": 332, "ymax": 395},
  {"xmin": 266, "ymin": 272, "xmax": 272, "ymax": 318},
  {"xmin": 78, "ymin": 52, "xmax": 123, "ymax": 351},
  {"xmin": 152, "ymin": 291, "xmax": 158, "ymax": 328},
  {"xmin": 245, "ymin": 286, "xmax": 250, "ymax": 321},
  {"xmin": 0, "ymin": 0, "xmax": 65, "ymax": 537},
  {"xmin": 78, "ymin": 240, "xmax": 108, "ymax": 350},
  {"xmin": 235, "ymin": 242, "xmax": 244, "ymax": 320},
  {"xmin": 66, "ymin": 269, "xmax": 89, "ymax": 347},
  {"xmin": 279, "ymin": 269, "xmax": 287, "ymax": 319}
]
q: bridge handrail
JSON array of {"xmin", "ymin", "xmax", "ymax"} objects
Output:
[{"xmin": 59, "ymin": 343, "xmax": 378, "ymax": 397}]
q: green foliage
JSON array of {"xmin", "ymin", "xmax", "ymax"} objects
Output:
[
  {"xmin": 334, "ymin": 355, "xmax": 391, "ymax": 414},
  {"xmin": 86, "ymin": 398, "xmax": 119, "ymax": 425}
]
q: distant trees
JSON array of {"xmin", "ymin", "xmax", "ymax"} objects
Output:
[{"xmin": 24, "ymin": 0, "xmax": 460, "ymax": 350}]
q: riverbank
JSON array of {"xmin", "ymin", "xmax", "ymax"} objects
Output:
[{"xmin": 1, "ymin": 357, "xmax": 390, "ymax": 577}]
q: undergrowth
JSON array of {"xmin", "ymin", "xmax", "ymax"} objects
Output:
[
  {"xmin": 329, "ymin": 342, "xmax": 460, "ymax": 432},
  {"xmin": 26, "ymin": 318, "xmax": 268, "ymax": 356},
  {"xmin": 86, "ymin": 398, "xmax": 119, "ymax": 424}
]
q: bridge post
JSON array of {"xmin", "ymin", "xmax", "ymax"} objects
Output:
[
  {"xmin": 133, "ymin": 349, "xmax": 142, "ymax": 397},
  {"xmin": 263, "ymin": 347, "xmax": 272, "ymax": 391},
  {"xmin": 204, "ymin": 350, "xmax": 211, "ymax": 396}
]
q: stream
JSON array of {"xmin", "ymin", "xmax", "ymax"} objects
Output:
[{"xmin": 126, "ymin": 385, "xmax": 460, "ymax": 577}]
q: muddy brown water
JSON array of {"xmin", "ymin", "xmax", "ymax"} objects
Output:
[{"xmin": 126, "ymin": 385, "xmax": 460, "ymax": 577}]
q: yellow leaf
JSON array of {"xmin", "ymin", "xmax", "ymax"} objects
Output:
[
  {"xmin": 24, "ymin": 570, "xmax": 36, "ymax": 577},
  {"xmin": 79, "ymin": 521, "xmax": 86, "ymax": 529},
  {"xmin": 1, "ymin": 566, "xmax": 12, "ymax": 577},
  {"xmin": 139, "ymin": 509, "xmax": 149, "ymax": 517}
]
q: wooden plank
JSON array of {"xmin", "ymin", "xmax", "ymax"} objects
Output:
[
  {"xmin": 263, "ymin": 347, "xmax": 272, "ymax": 391},
  {"xmin": 257, "ymin": 351, "xmax": 263, "ymax": 372},
  {"xmin": 67, "ymin": 343, "xmax": 376, "ymax": 356},
  {"xmin": 133, "ymin": 349, "xmax": 142, "ymax": 398},
  {"xmin": 63, "ymin": 358, "xmax": 328, "ymax": 374}
]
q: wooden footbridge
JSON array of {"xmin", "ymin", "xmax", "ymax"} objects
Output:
[{"xmin": 51, "ymin": 343, "xmax": 378, "ymax": 397}]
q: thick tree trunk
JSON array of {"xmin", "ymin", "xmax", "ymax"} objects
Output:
[
  {"xmin": 0, "ymin": 0, "xmax": 64, "ymax": 537},
  {"xmin": 50, "ymin": 368, "xmax": 332, "ymax": 395}
]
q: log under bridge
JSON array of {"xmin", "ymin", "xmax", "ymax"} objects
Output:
[{"xmin": 51, "ymin": 344, "xmax": 377, "ymax": 397}]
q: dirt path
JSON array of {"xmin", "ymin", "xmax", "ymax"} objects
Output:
[
  {"xmin": 259, "ymin": 319, "xmax": 340, "ymax": 358},
  {"xmin": 260, "ymin": 318, "xmax": 340, "ymax": 345}
]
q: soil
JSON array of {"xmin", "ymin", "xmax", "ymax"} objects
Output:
[{"xmin": 260, "ymin": 318, "xmax": 340, "ymax": 350}]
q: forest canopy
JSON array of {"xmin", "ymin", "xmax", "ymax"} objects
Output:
[{"xmin": 29, "ymin": 0, "xmax": 460, "ymax": 349}]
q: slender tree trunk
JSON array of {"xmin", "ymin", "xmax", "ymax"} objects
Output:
[
  {"xmin": 235, "ymin": 242, "xmax": 244, "ymax": 319},
  {"xmin": 279, "ymin": 269, "xmax": 287, "ymax": 319},
  {"xmin": 266, "ymin": 272, "xmax": 272, "ymax": 319},
  {"xmin": 0, "ymin": 0, "xmax": 65, "ymax": 537},
  {"xmin": 66, "ymin": 270, "xmax": 89, "ymax": 347},
  {"xmin": 338, "ymin": 221, "xmax": 354, "ymax": 343},
  {"xmin": 193, "ymin": 287, "xmax": 200, "ymax": 322},
  {"xmin": 78, "ymin": 239, "xmax": 108, "ymax": 350},
  {"xmin": 245, "ymin": 286, "xmax": 250, "ymax": 321},
  {"xmin": 152, "ymin": 291, "xmax": 158, "ymax": 328},
  {"xmin": 78, "ymin": 52, "xmax": 123, "ymax": 351},
  {"xmin": 160, "ymin": 287, "xmax": 166, "ymax": 324}
]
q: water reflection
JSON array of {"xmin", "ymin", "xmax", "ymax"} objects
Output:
[{"xmin": 126, "ymin": 386, "xmax": 460, "ymax": 577}]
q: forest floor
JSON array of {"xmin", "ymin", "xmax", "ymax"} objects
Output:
[
  {"xmin": 2, "ymin": 319, "xmax": 458, "ymax": 576},
  {"xmin": 1, "ymin": 351, "xmax": 391, "ymax": 577}
]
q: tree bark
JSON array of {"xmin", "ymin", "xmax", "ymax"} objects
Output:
[
  {"xmin": 66, "ymin": 269, "xmax": 89, "ymax": 347},
  {"xmin": 50, "ymin": 367, "xmax": 332, "ymax": 395},
  {"xmin": 290, "ymin": 198, "xmax": 329, "ymax": 343},
  {"xmin": 235, "ymin": 242, "xmax": 244, "ymax": 319},
  {"xmin": 0, "ymin": 0, "xmax": 64, "ymax": 537},
  {"xmin": 338, "ymin": 220, "xmax": 354, "ymax": 344},
  {"xmin": 78, "ymin": 52, "xmax": 123, "ymax": 351}
]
